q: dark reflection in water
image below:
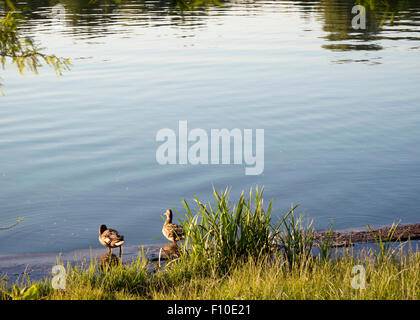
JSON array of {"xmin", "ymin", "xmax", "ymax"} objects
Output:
[
  {"xmin": 4, "ymin": 0, "xmax": 226, "ymax": 35},
  {"xmin": 2, "ymin": 0, "xmax": 419, "ymax": 48},
  {"xmin": 98, "ymin": 252, "xmax": 120, "ymax": 268},
  {"xmin": 0, "ymin": 0, "xmax": 415, "ymax": 86},
  {"xmin": 161, "ymin": 243, "xmax": 180, "ymax": 259},
  {"xmin": 319, "ymin": 0, "xmax": 420, "ymax": 51}
]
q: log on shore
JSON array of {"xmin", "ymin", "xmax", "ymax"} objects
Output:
[{"xmin": 313, "ymin": 223, "xmax": 420, "ymax": 247}]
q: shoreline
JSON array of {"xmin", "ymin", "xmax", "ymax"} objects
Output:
[
  {"xmin": 0, "ymin": 243, "xmax": 165, "ymax": 283},
  {"xmin": 1, "ymin": 223, "xmax": 419, "ymax": 282}
]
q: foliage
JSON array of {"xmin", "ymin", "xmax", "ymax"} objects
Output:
[
  {"xmin": 176, "ymin": 0, "xmax": 224, "ymax": 11},
  {"xmin": 0, "ymin": 10, "xmax": 71, "ymax": 92},
  {"xmin": 367, "ymin": 222, "xmax": 400, "ymax": 263},
  {"xmin": 1, "ymin": 245, "xmax": 419, "ymax": 300},
  {"xmin": 0, "ymin": 188, "xmax": 418, "ymax": 300},
  {"xmin": 7, "ymin": 284, "xmax": 40, "ymax": 300},
  {"xmin": 276, "ymin": 205, "xmax": 315, "ymax": 265},
  {"xmin": 315, "ymin": 221, "xmax": 335, "ymax": 261},
  {"xmin": 178, "ymin": 187, "xmax": 278, "ymax": 273}
]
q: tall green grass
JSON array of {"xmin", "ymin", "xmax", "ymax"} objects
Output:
[
  {"xmin": 276, "ymin": 204, "xmax": 315, "ymax": 265},
  {"xmin": 177, "ymin": 187, "xmax": 278, "ymax": 272},
  {"xmin": 367, "ymin": 222, "xmax": 400, "ymax": 263},
  {"xmin": 1, "ymin": 187, "xmax": 419, "ymax": 300}
]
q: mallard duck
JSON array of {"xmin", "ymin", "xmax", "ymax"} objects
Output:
[
  {"xmin": 162, "ymin": 209, "xmax": 184, "ymax": 245},
  {"xmin": 98, "ymin": 224, "xmax": 125, "ymax": 258}
]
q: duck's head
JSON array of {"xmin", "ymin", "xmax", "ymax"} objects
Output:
[
  {"xmin": 99, "ymin": 224, "xmax": 107, "ymax": 235},
  {"xmin": 164, "ymin": 209, "xmax": 173, "ymax": 221}
]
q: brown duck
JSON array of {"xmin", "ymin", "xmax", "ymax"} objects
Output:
[
  {"xmin": 162, "ymin": 209, "xmax": 184, "ymax": 245},
  {"xmin": 98, "ymin": 224, "xmax": 125, "ymax": 258}
]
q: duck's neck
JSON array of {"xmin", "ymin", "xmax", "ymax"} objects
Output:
[{"xmin": 166, "ymin": 212, "xmax": 173, "ymax": 224}]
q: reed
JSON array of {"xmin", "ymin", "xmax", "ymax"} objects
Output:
[
  {"xmin": 275, "ymin": 204, "xmax": 314, "ymax": 266},
  {"xmin": 177, "ymin": 186, "xmax": 278, "ymax": 272},
  {"xmin": 1, "ymin": 187, "xmax": 419, "ymax": 300}
]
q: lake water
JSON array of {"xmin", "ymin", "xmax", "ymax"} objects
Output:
[{"xmin": 1, "ymin": 0, "xmax": 420, "ymax": 255}]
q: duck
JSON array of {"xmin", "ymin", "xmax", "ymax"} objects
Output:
[
  {"xmin": 162, "ymin": 209, "xmax": 184, "ymax": 245},
  {"xmin": 98, "ymin": 224, "xmax": 125, "ymax": 258}
]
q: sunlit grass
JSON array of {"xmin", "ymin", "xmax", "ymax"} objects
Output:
[
  {"xmin": 2, "ymin": 246, "xmax": 418, "ymax": 300},
  {"xmin": 177, "ymin": 186, "xmax": 279, "ymax": 273},
  {"xmin": 151, "ymin": 249, "xmax": 420, "ymax": 300},
  {"xmin": 1, "ymin": 187, "xmax": 419, "ymax": 300}
]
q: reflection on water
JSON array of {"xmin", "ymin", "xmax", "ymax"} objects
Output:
[
  {"xmin": 2, "ymin": 0, "xmax": 419, "ymax": 86},
  {"xmin": 98, "ymin": 252, "xmax": 120, "ymax": 268},
  {"xmin": 320, "ymin": 0, "xmax": 420, "ymax": 51},
  {"xmin": 161, "ymin": 243, "xmax": 181, "ymax": 259},
  {"xmin": 2, "ymin": 0, "xmax": 420, "ymax": 53},
  {"xmin": 0, "ymin": 0, "xmax": 419, "ymax": 255}
]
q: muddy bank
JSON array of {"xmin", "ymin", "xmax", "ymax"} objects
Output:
[{"xmin": 314, "ymin": 223, "xmax": 420, "ymax": 247}]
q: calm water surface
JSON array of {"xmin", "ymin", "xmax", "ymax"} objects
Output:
[{"xmin": 1, "ymin": 0, "xmax": 420, "ymax": 254}]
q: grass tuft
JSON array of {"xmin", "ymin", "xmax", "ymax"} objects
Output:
[{"xmin": 0, "ymin": 187, "xmax": 419, "ymax": 300}]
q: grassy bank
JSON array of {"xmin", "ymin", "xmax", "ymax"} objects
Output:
[
  {"xmin": 1, "ymin": 187, "xmax": 419, "ymax": 300},
  {"xmin": 2, "ymin": 248, "xmax": 419, "ymax": 300}
]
